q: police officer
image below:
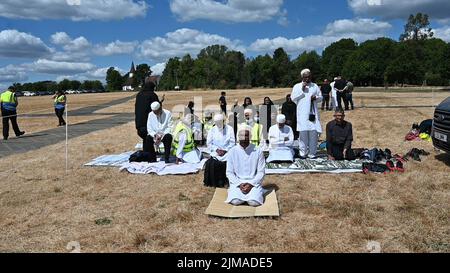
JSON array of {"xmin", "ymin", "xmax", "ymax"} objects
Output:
[
  {"xmin": 1, "ymin": 86, "xmax": 25, "ymax": 140},
  {"xmin": 53, "ymin": 90, "xmax": 67, "ymax": 126}
]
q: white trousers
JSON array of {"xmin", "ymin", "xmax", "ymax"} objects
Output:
[{"xmin": 299, "ymin": 130, "xmax": 319, "ymax": 157}]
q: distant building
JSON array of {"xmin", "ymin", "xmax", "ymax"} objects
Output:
[{"xmin": 122, "ymin": 62, "xmax": 136, "ymax": 91}]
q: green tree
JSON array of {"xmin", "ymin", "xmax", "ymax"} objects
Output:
[
  {"xmin": 322, "ymin": 38, "xmax": 358, "ymax": 78},
  {"xmin": 134, "ymin": 64, "xmax": 152, "ymax": 87},
  {"xmin": 400, "ymin": 13, "xmax": 434, "ymax": 42},
  {"xmin": 385, "ymin": 42, "xmax": 424, "ymax": 85},
  {"xmin": 58, "ymin": 79, "xmax": 72, "ymax": 91},
  {"xmin": 342, "ymin": 38, "xmax": 397, "ymax": 86},
  {"xmin": 272, "ymin": 48, "xmax": 291, "ymax": 87},
  {"xmin": 292, "ymin": 51, "xmax": 322, "ymax": 84},
  {"xmin": 106, "ymin": 67, "xmax": 124, "ymax": 91}
]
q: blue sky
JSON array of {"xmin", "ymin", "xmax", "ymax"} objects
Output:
[{"xmin": 1, "ymin": 0, "xmax": 450, "ymax": 89}]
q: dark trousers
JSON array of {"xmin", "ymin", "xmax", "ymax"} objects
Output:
[
  {"xmin": 221, "ymin": 105, "xmax": 227, "ymax": 115},
  {"xmin": 329, "ymin": 143, "xmax": 355, "ymax": 160},
  {"xmin": 337, "ymin": 92, "xmax": 347, "ymax": 110},
  {"xmin": 137, "ymin": 127, "xmax": 148, "ymax": 151},
  {"xmin": 321, "ymin": 95, "xmax": 330, "ymax": 110},
  {"xmin": 55, "ymin": 108, "xmax": 66, "ymax": 125},
  {"xmin": 145, "ymin": 134, "xmax": 173, "ymax": 163},
  {"xmin": 345, "ymin": 93, "xmax": 354, "ymax": 110},
  {"xmin": 2, "ymin": 109, "xmax": 21, "ymax": 139},
  {"xmin": 203, "ymin": 158, "xmax": 228, "ymax": 188}
]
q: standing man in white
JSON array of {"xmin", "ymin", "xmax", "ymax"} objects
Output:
[
  {"xmin": 330, "ymin": 77, "xmax": 338, "ymax": 111},
  {"xmin": 291, "ymin": 69, "xmax": 323, "ymax": 159},
  {"xmin": 225, "ymin": 126, "xmax": 266, "ymax": 207}
]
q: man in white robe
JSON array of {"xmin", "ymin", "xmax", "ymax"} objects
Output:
[
  {"xmin": 207, "ymin": 113, "xmax": 236, "ymax": 161},
  {"xmin": 330, "ymin": 77, "xmax": 338, "ymax": 111},
  {"xmin": 267, "ymin": 114, "xmax": 295, "ymax": 163},
  {"xmin": 225, "ymin": 126, "xmax": 266, "ymax": 207},
  {"xmin": 146, "ymin": 102, "xmax": 173, "ymax": 163},
  {"xmin": 291, "ymin": 69, "xmax": 323, "ymax": 159},
  {"xmin": 173, "ymin": 114, "xmax": 202, "ymax": 164}
]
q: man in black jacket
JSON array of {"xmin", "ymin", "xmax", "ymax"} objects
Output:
[
  {"xmin": 135, "ymin": 79, "xmax": 161, "ymax": 152},
  {"xmin": 326, "ymin": 109, "xmax": 355, "ymax": 160}
]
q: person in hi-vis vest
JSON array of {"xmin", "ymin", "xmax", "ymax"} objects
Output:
[
  {"xmin": 239, "ymin": 108, "xmax": 264, "ymax": 147},
  {"xmin": 1, "ymin": 86, "xmax": 25, "ymax": 140},
  {"xmin": 172, "ymin": 114, "xmax": 202, "ymax": 164},
  {"xmin": 53, "ymin": 90, "xmax": 67, "ymax": 126}
]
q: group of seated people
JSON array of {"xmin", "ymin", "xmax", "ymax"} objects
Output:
[{"xmin": 141, "ymin": 98, "xmax": 354, "ymax": 207}]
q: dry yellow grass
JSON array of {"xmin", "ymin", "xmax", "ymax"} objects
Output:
[
  {"xmin": 2, "ymin": 92, "xmax": 135, "ymax": 135},
  {"xmin": 0, "ymin": 89, "xmax": 449, "ymax": 253}
]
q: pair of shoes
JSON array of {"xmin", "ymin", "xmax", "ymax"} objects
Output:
[
  {"xmin": 386, "ymin": 160, "xmax": 405, "ymax": 172},
  {"xmin": 16, "ymin": 131, "xmax": 25, "ymax": 137}
]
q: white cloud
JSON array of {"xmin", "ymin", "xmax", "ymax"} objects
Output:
[
  {"xmin": 434, "ymin": 25, "xmax": 450, "ymax": 42},
  {"xmin": 93, "ymin": 40, "xmax": 138, "ymax": 56},
  {"xmin": 0, "ymin": 65, "xmax": 28, "ymax": 82},
  {"xmin": 0, "ymin": 29, "xmax": 52, "ymax": 58},
  {"xmin": 0, "ymin": 0, "xmax": 148, "ymax": 21},
  {"xmin": 138, "ymin": 28, "xmax": 246, "ymax": 62},
  {"xmin": 151, "ymin": 63, "xmax": 166, "ymax": 76},
  {"xmin": 348, "ymin": 0, "xmax": 450, "ymax": 20},
  {"xmin": 28, "ymin": 59, "xmax": 95, "ymax": 75},
  {"xmin": 249, "ymin": 18, "xmax": 392, "ymax": 55},
  {"xmin": 56, "ymin": 66, "xmax": 125, "ymax": 82},
  {"xmin": 169, "ymin": 0, "xmax": 285, "ymax": 23},
  {"xmin": 323, "ymin": 18, "xmax": 392, "ymax": 36}
]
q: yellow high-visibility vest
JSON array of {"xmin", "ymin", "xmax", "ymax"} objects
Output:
[
  {"xmin": 172, "ymin": 122, "xmax": 195, "ymax": 154},
  {"xmin": 239, "ymin": 122, "xmax": 263, "ymax": 146},
  {"xmin": 0, "ymin": 90, "xmax": 17, "ymax": 111},
  {"xmin": 54, "ymin": 95, "xmax": 66, "ymax": 109}
]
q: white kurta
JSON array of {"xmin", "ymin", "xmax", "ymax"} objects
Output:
[
  {"xmin": 147, "ymin": 109, "xmax": 173, "ymax": 138},
  {"xmin": 175, "ymin": 132, "xmax": 202, "ymax": 164},
  {"xmin": 330, "ymin": 81, "xmax": 338, "ymax": 109},
  {"xmin": 207, "ymin": 125, "xmax": 236, "ymax": 161},
  {"xmin": 225, "ymin": 144, "xmax": 266, "ymax": 205},
  {"xmin": 291, "ymin": 82, "xmax": 323, "ymax": 133},
  {"xmin": 267, "ymin": 124, "xmax": 294, "ymax": 162}
]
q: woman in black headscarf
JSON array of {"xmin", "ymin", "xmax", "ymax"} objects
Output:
[
  {"xmin": 282, "ymin": 94, "xmax": 298, "ymax": 139},
  {"xmin": 260, "ymin": 97, "xmax": 276, "ymax": 141}
]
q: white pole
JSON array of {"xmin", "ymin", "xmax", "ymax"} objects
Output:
[{"xmin": 65, "ymin": 102, "xmax": 68, "ymax": 174}]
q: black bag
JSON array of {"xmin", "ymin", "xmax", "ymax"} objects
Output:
[
  {"xmin": 309, "ymin": 103, "xmax": 316, "ymax": 122},
  {"xmin": 129, "ymin": 151, "xmax": 151, "ymax": 162}
]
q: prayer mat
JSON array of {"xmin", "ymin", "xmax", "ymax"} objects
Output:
[
  {"xmin": 266, "ymin": 158, "xmax": 363, "ymax": 174},
  {"xmin": 205, "ymin": 188, "xmax": 280, "ymax": 218}
]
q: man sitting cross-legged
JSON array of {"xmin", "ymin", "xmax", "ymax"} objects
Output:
[{"xmin": 225, "ymin": 126, "xmax": 266, "ymax": 207}]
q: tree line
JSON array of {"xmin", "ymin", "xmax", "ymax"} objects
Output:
[
  {"xmin": 158, "ymin": 13, "xmax": 450, "ymax": 90},
  {"xmin": 11, "ymin": 79, "xmax": 104, "ymax": 92}
]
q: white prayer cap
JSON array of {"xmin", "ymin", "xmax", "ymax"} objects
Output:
[
  {"xmin": 334, "ymin": 77, "xmax": 338, "ymax": 81},
  {"xmin": 301, "ymin": 69, "xmax": 311, "ymax": 77},
  {"xmin": 214, "ymin": 113, "xmax": 224, "ymax": 122},
  {"xmin": 237, "ymin": 125, "xmax": 252, "ymax": 138},
  {"xmin": 151, "ymin": 101, "xmax": 161, "ymax": 111},
  {"xmin": 244, "ymin": 108, "xmax": 253, "ymax": 115},
  {"xmin": 276, "ymin": 114, "xmax": 286, "ymax": 124}
]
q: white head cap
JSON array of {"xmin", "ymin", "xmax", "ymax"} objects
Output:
[
  {"xmin": 276, "ymin": 114, "xmax": 286, "ymax": 124},
  {"xmin": 244, "ymin": 109, "xmax": 253, "ymax": 115},
  {"xmin": 151, "ymin": 101, "xmax": 161, "ymax": 111},
  {"xmin": 214, "ymin": 113, "xmax": 224, "ymax": 122},
  {"xmin": 301, "ymin": 69, "xmax": 311, "ymax": 77},
  {"xmin": 334, "ymin": 77, "xmax": 338, "ymax": 81},
  {"xmin": 237, "ymin": 125, "xmax": 252, "ymax": 140}
]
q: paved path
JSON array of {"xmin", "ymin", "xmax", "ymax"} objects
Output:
[{"xmin": 0, "ymin": 95, "xmax": 135, "ymax": 158}]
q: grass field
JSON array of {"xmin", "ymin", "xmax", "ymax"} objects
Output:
[{"xmin": 0, "ymin": 88, "xmax": 449, "ymax": 253}]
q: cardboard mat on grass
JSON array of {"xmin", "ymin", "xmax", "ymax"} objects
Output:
[{"xmin": 205, "ymin": 188, "xmax": 280, "ymax": 218}]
